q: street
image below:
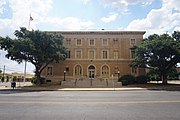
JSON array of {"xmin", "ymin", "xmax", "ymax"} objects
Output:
[{"xmin": 0, "ymin": 90, "xmax": 180, "ymax": 120}]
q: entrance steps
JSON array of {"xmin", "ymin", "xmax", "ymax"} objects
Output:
[{"xmin": 60, "ymin": 78, "xmax": 122, "ymax": 88}]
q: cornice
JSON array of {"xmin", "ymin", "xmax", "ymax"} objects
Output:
[{"xmin": 47, "ymin": 31, "xmax": 146, "ymax": 35}]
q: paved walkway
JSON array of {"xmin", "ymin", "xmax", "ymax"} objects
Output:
[{"xmin": 0, "ymin": 80, "xmax": 180, "ymax": 91}]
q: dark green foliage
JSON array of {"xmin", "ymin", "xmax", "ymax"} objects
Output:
[
  {"xmin": 31, "ymin": 77, "xmax": 37, "ymax": 84},
  {"xmin": 119, "ymin": 75, "xmax": 135, "ymax": 85},
  {"xmin": 136, "ymin": 75, "xmax": 148, "ymax": 84},
  {"xmin": 0, "ymin": 27, "xmax": 67, "ymax": 85},
  {"xmin": 131, "ymin": 31, "xmax": 180, "ymax": 84},
  {"xmin": 121, "ymin": 79, "xmax": 129, "ymax": 86}
]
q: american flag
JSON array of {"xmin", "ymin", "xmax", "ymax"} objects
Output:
[{"xmin": 30, "ymin": 16, "xmax": 33, "ymax": 21}]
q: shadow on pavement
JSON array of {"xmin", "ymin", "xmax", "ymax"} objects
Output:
[{"xmin": 128, "ymin": 83, "xmax": 180, "ymax": 92}]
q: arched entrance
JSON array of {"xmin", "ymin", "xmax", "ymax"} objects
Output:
[{"xmin": 88, "ymin": 65, "xmax": 95, "ymax": 79}]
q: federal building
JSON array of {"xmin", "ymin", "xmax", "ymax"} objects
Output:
[{"xmin": 41, "ymin": 30, "xmax": 146, "ymax": 84}]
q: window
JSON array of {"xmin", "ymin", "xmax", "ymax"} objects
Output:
[
  {"xmin": 66, "ymin": 38, "xmax": 71, "ymax": 46},
  {"xmin": 66, "ymin": 67, "xmax": 69, "ymax": 72},
  {"xmin": 77, "ymin": 39, "xmax": 82, "ymax": 46},
  {"xmin": 66, "ymin": 50, "xmax": 71, "ymax": 58},
  {"xmin": 89, "ymin": 39, "xmax": 95, "ymax": 46},
  {"xmin": 113, "ymin": 38, "xmax": 118, "ymax": 44},
  {"xmin": 131, "ymin": 50, "xmax": 136, "ymax": 59},
  {"xmin": 102, "ymin": 65, "xmax": 109, "ymax": 78},
  {"xmin": 130, "ymin": 39, "xmax": 136, "ymax": 46},
  {"xmin": 131, "ymin": 67, "xmax": 137, "ymax": 74},
  {"xmin": 113, "ymin": 51, "xmax": 118, "ymax": 59},
  {"xmin": 47, "ymin": 66, "xmax": 53, "ymax": 76},
  {"xmin": 102, "ymin": 50, "xmax": 108, "ymax": 59},
  {"xmin": 76, "ymin": 50, "xmax": 82, "ymax": 59},
  {"xmin": 89, "ymin": 50, "xmax": 95, "ymax": 59},
  {"xmin": 75, "ymin": 65, "xmax": 82, "ymax": 76},
  {"xmin": 102, "ymin": 39, "xmax": 108, "ymax": 46}
]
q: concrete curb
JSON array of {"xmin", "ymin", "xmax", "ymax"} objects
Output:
[
  {"xmin": 0, "ymin": 86, "xmax": 147, "ymax": 91},
  {"xmin": 58, "ymin": 88, "xmax": 147, "ymax": 91}
]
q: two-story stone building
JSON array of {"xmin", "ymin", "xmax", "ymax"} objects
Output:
[{"xmin": 41, "ymin": 30, "xmax": 146, "ymax": 83}]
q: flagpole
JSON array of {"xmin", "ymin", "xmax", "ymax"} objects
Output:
[{"xmin": 23, "ymin": 14, "xmax": 32, "ymax": 85}]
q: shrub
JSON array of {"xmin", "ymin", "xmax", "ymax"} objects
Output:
[
  {"xmin": 136, "ymin": 75, "xmax": 148, "ymax": 84},
  {"xmin": 118, "ymin": 75, "xmax": 136, "ymax": 85},
  {"xmin": 31, "ymin": 77, "xmax": 46, "ymax": 84},
  {"xmin": 31, "ymin": 77, "xmax": 37, "ymax": 84},
  {"xmin": 121, "ymin": 79, "xmax": 129, "ymax": 86}
]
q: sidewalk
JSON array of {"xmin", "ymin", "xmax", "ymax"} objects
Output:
[
  {"xmin": 1, "ymin": 81, "xmax": 180, "ymax": 91},
  {"xmin": 0, "ymin": 85, "xmax": 147, "ymax": 91}
]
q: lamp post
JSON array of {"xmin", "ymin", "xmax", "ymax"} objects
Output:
[
  {"xmin": 63, "ymin": 71, "xmax": 66, "ymax": 81},
  {"xmin": 117, "ymin": 71, "xmax": 120, "ymax": 80}
]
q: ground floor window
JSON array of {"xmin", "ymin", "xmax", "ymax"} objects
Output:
[
  {"xmin": 47, "ymin": 66, "xmax": 53, "ymax": 76},
  {"xmin": 102, "ymin": 65, "xmax": 109, "ymax": 78},
  {"xmin": 75, "ymin": 65, "xmax": 82, "ymax": 77}
]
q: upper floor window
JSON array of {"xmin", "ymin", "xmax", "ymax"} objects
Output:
[
  {"xmin": 89, "ymin": 50, "xmax": 95, "ymax": 59},
  {"xmin": 113, "ymin": 38, "xmax": 118, "ymax": 45},
  {"xmin": 66, "ymin": 50, "xmax": 71, "ymax": 58},
  {"xmin": 113, "ymin": 51, "xmax": 119, "ymax": 59},
  {"xmin": 130, "ymin": 39, "xmax": 136, "ymax": 46},
  {"xmin": 89, "ymin": 39, "xmax": 95, "ymax": 46},
  {"xmin": 77, "ymin": 39, "xmax": 82, "ymax": 46},
  {"xmin": 102, "ymin": 50, "xmax": 108, "ymax": 59},
  {"xmin": 76, "ymin": 50, "xmax": 82, "ymax": 59},
  {"xmin": 66, "ymin": 38, "xmax": 71, "ymax": 46},
  {"xmin": 102, "ymin": 39, "xmax": 108, "ymax": 46}
]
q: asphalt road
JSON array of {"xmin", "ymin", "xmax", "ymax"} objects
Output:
[{"xmin": 0, "ymin": 90, "xmax": 180, "ymax": 120}]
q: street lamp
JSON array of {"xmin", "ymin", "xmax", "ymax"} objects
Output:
[
  {"xmin": 117, "ymin": 71, "xmax": 120, "ymax": 80},
  {"xmin": 63, "ymin": 71, "xmax": 66, "ymax": 81}
]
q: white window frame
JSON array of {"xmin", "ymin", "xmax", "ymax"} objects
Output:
[
  {"xmin": 102, "ymin": 39, "xmax": 108, "ymax": 46},
  {"xmin": 75, "ymin": 49, "xmax": 82, "ymax": 59},
  {"xmin": 47, "ymin": 66, "xmax": 53, "ymax": 76},
  {"xmin": 88, "ymin": 49, "xmax": 95, "ymax": 59},
  {"xmin": 76, "ymin": 39, "xmax": 82, "ymax": 46},
  {"xmin": 89, "ymin": 39, "xmax": 95, "ymax": 46}
]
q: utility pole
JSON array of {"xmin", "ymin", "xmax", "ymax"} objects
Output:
[{"xmin": 2, "ymin": 65, "xmax": 5, "ymax": 82}]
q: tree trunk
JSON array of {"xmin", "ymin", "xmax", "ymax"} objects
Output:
[
  {"xmin": 161, "ymin": 74, "xmax": 168, "ymax": 84},
  {"xmin": 35, "ymin": 69, "xmax": 42, "ymax": 85}
]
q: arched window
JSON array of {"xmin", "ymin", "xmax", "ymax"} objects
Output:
[
  {"xmin": 75, "ymin": 65, "xmax": 82, "ymax": 77},
  {"xmin": 102, "ymin": 65, "xmax": 109, "ymax": 78}
]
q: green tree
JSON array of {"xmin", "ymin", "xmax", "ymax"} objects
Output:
[
  {"xmin": 131, "ymin": 31, "xmax": 180, "ymax": 84},
  {"xmin": 0, "ymin": 27, "xmax": 67, "ymax": 84}
]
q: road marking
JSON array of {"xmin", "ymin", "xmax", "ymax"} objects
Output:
[{"xmin": 0, "ymin": 100, "xmax": 180, "ymax": 104}]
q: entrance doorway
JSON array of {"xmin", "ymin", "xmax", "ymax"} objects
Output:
[{"xmin": 88, "ymin": 65, "xmax": 95, "ymax": 79}]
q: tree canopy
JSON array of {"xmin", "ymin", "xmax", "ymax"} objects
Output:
[
  {"xmin": 0, "ymin": 27, "xmax": 67, "ymax": 84},
  {"xmin": 131, "ymin": 31, "xmax": 180, "ymax": 84}
]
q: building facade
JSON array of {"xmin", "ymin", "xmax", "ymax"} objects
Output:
[{"xmin": 41, "ymin": 31, "xmax": 146, "ymax": 83}]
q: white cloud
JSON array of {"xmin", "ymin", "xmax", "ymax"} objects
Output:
[
  {"xmin": 41, "ymin": 17, "xmax": 94, "ymax": 30},
  {"xmin": 0, "ymin": 0, "xmax": 6, "ymax": 15},
  {"xmin": 99, "ymin": 0, "xmax": 155, "ymax": 12},
  {"xmin": 101, "ymin": 13, "xmax": 118, "ymax": 23},
  {"xmin": 126, "ymin": 0, "xmax": 180, "ymax": 37},
  {"xmin": 0, "ymin": 0, "xmax": 53, "ymax": 37},
  {"xmin": 81, "ymin": 0, "xmax": 90, "ymax": 5}
]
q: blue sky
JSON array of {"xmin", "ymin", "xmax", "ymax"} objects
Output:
[{"xmin": 0, "ymin": 0, "xmax": 180, "ymax": 74}]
